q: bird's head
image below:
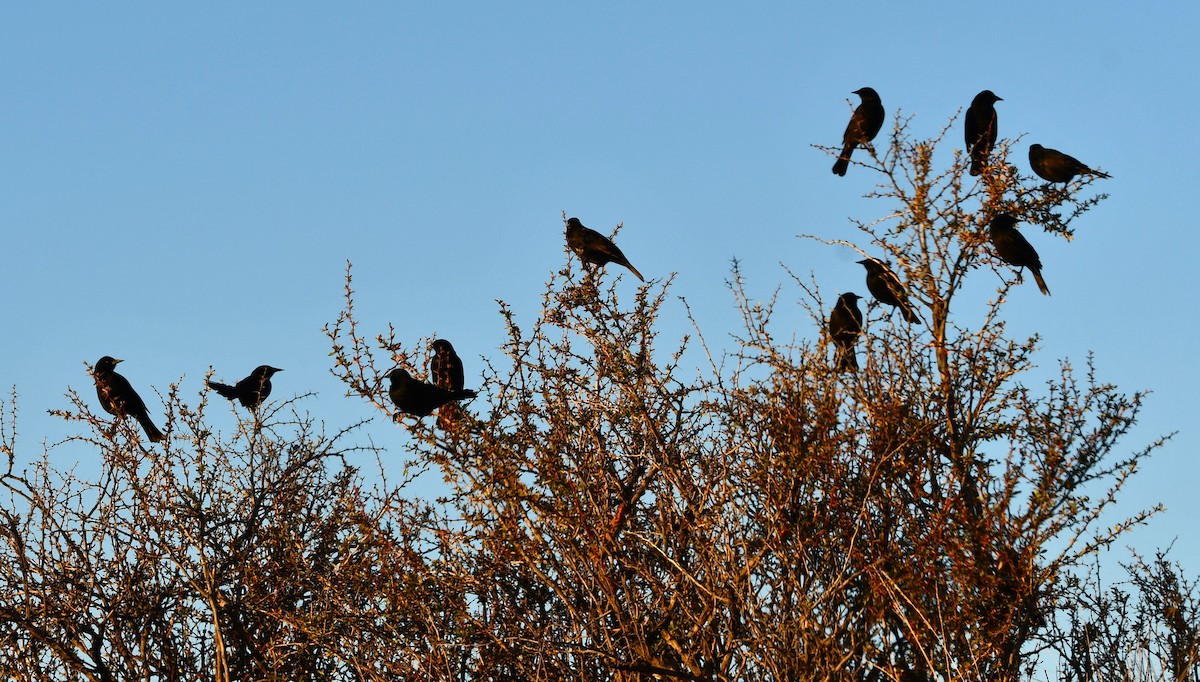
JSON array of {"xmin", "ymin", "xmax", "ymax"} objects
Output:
[
  {"xmin": 989, "ymin": 213, "xmax": 1019, "ymax": 231},
  {"xmin": 856, "ymin": 257, "xmax": 883, "ymax": 271},
  {"xmin": 387, "ymin": 368, "xmax": 413, "ymax": 383},
  {"xmin": 257, "ymin": 365, "xmax": 283, "ymax": 377},
  {"xmin": 975, "ymin": 89, "xmax": 1002, "ymax": 104},
  {"xmin": 566, "ymin": 217, "xmax": 583, "ymax": 231},
  {"xmin": 96, "ymin": 356, "xmax": 122, "ymax": 372},
  {"xmin": 431, "ymin": 339, "xmax": 455, "ymax": 354},
  {"xmin": 1029, "ymin": 144, "xmax": 1045, "ymax": 154},
  {"xmin": 853, "ymin": 87, "xmax": 879, "ymax": 100},
  {"xmin": 842, "ymin": 292, "xmax": 861, "ymax": 303}
]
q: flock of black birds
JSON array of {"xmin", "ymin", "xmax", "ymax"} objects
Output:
[
  {"xmin": 91, "ymin": 343, "xmax": 479, "ymax": 441},
  {"xmin": 89, "ymin": 87, "xmax": 1108, "ymax": 440},
  {"xmin": 825, "ymin": 87, "xmax": 1108, "ymax": 372},
  {"xmin": 88, "ymin": 213, "xmax": 655, "ymax": 440}
]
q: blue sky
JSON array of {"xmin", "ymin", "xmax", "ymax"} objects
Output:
[{"xmin": 2, "ymin": 4, "xmax": 1196, "ymax": 575}]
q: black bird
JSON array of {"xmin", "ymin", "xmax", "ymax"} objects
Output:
[
  {"xmin": 988, "ymin": 213, "xmax": 1050, "ymax": 295},
  {"xmin": 858, "ymin": 258, "xmax": 919, "ymax": 323},
  {"xmin": 208, "ymin": 365, "xmax": 282, "ymax": 411},
  {"xmin": 565, "ymin": 217, "xmax": 644, "ymax": 281},
  {"xmin": 965, "ymin": 90, "xmax": 1002, "ymax": 176},
  {"xmin": 430, "ymin": 340, "xmax": 464, "ymax": 393},
  {"xmin": 93, "ymin": 356, "xmax": 164, "ymax": 442},
  {"xmin": 832, "ymin": 87, "xmax": 885, "ymax": 176},
  {"xmin": 1028, "ymin": 144, "xmax": 1111, "ymax": 183},
  {"xmin": 828, "ymin": 293, "xmax": 864, "ymax": 373},
  {"xmin": 387, "ymin": 368, "xmax": 477, "ymax": 418},
  {"xmin": 430, "ymin": 339, "xmax": 465, "ymax": 427}
]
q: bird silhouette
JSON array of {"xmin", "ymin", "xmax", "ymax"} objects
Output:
[
  {"xmin": 566, "ymin": 217, "xmax": 644, "ymax": 281},
  {"xmin": 828, "ymin": 293, "xmax": 864, "ymax": 373},
  {"xmin": 1028, "ymin": 144, "xmax": 1110, "ymax": 183},
  {"xmin": 989, "ymin": 213, "xmax": 1050, "ymax": 295},
  {"xmin": 208, "ymin": 365, "xmax": 282, "ymax": 411},
  {"xmin": 93, "ymin": 356, "xmax": 164, "ymax": 442},
  {"xmin": 858, "ymin": 257, "xmax": 919, "ymax": 323},
  {"xmin": 832, "ymin": 87, "xmax": 885, "ymax": 176},
  {"xmin": 387, "ymin": 368, "xmax": 477, "ymax": 418},
  {"xmin": 965, "ymin": 90, "xmax": 1002, "ymax": 176},
  {"xmin": 430, "ymin": 339, "xmax": 465, "ymax": 427}
]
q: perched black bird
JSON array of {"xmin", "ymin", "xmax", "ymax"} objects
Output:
[
  {"xmin": 430, "ymin": 340, "xmax": 464, "ymax": 393},
  {"xmin": 387, "ymin": 368, "xmax": 477, "ymax": 418},
  {"xmin": 208, "ymin": 365, "xmax": 282, "ymax": 411},
  {"xmin": 93, "ymin": 356, "xmax": 164, "ymax": 442},
  {"xmin": 565, "ymin": 217, "xmax": 644, "ymax": 281},
  {"xmin": 858, "ymin": 258, "xmax": 919, "ymax": 323},
  {"xmin": 430, "ymin": 339, "xmax": 465, "ymax": 427},
  {"xmin": 965, "ymin": 90, "xmax": 1002, "ymax": 176},
  {"xmin": 989, "ymin": 213, "xmax": 1050, "ymax": 295},
  {"xmin": 832, "ymin": 87, "xmax": 885, "ymax": 176},
  {"xmin": 1028, "ymin": 144, "xmax": 1111, "ymax": 183},
  {"xmin": 828, "ymin": 293, "xmax": 864, "ymax": 373}
]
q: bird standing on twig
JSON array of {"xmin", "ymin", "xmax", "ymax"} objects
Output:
[
  {"xmin": 1028, "ymin": 144, "xmax": 1110, "ymax": 183},
  {"xmin": 832, "ymin": 87, "xmax": 885, "ymax": 177},
  {"xmin": 387, "ymin": 368, "xmax": 477, "ymax": 418},
  {"xmin": 989, "ymin": 213, "xmax": 1050, "ymax": 296},
  {"xmin": 208, "ymin": 365, "xmax": 283, "ymax": 411},
  {"xmin": 828, "ymin": 293, "xmax": 864, "ymax": 373},
  {"xmin": 858, "ymin": 257, "xmax": 919, "ymax": 323},
  {"xmin": 965, "ymin": 90, "xmax": 1002, "ymax": 176},
  {"xmin": 565, "ymin": 217, "xmax": 644, "ymax": 281},
  {"xmin": 430, "ymin": 339, "xmax": 466, "ymax": 428},
  {"xmin": 93, "ymin": 356, "xmax": 164, "ymax": 442}
]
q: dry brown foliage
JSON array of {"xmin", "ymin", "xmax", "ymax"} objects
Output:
[{"xmin": 0, "ymin": 117, "xmax": 1192, "ymax": 681}]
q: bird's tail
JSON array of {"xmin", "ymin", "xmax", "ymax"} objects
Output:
[
  {"xmin": 623, "ymin": 262, "xmax": 645, "ymax": 282},
  {"xmin": 899, "ymin": 301, "xmax": 920, "ymax": 324},
  {"xmin": 832, "ymin": 144, "xmax": 853, "ymax": 176},
  {"xmin": 835, "ymin": 345, "xmax": 858, "ymax": 373},
  {"xmin": 437, "ymin": 403, "xmax": 463, "ymax": 430},
  {"xmin": 1032, "ymin": 269, "xmax": 1051, "ymax": 296},
  {"xmin": 207, "ymin": 380, "xmax": 239, "ymax": 401},
  {"xmin": 1090, "ymin": 168, "xmax": 1112, "ymax": 179},
  {"xmin": 969, "ymin": 156, "xmax": 984, "ymax": 176},
  {"xmin": 138, "ymin": 414, "xmax": 165, "ymax": 442},
  {"xmin": 455, "ymin": 389, "xmax": 478, "ymax": 401}
]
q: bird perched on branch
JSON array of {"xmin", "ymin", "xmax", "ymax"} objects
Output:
[
  {"xmin": 1028, "ymin": 144, "xmax": 1110, "ymax": 183},
  {"xmin": 858, "ymin": 257, "xmax": 919, "ymax": 323},
  {"xmin": 208, "ymin": 365, "xmax": 282, "ymax": 411},
  {"xmin": 988, "ymin": 213, "xmax": 1050, "ymax": 296},
  {"xmin": 566, "ymin": 217, "xmax": 644, "ymax": 281},
  {"xmin": 387, "ymin": 368, "xmax": 477, "ymax": 418},
  {"xmin": 832, "ymin": 87, "xmax": 885, "ymax": 177},
  {"xmin": 828, "ymin": 293, "xmax": 864, "ymax": 373},
  {"xmin": 93, "ymin": 355, "xmax": 164, "ymax": 442},
  {"xmin": 965, "ymin": 90, "xmax": 1002, "ymax": 176},
  {"xmin": 430, "ymin": 339, "xmax": 466, "ymax": 428}
]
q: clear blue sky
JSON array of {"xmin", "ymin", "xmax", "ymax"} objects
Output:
[{"xmin": 2, "ymin": 4, "xmax": 1196, "ymax": 574}]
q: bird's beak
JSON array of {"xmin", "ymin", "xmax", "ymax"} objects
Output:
[{"xmin": 114, "ymin": 358, "xmax": 124, "ymax": 365}]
